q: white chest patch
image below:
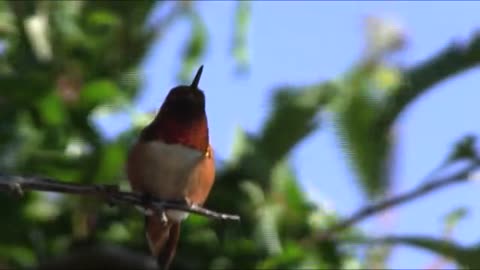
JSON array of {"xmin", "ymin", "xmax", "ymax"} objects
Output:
[
  {"xmin": 143, "ymin": 141, "xmax": 202, "ymax": 169},
  {"xmin": 135, "ymin": 141, "xmax": 203, "ymax": 221}
]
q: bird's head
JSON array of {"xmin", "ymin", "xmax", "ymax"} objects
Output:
[
  {"xmin": 160, "ymin": 66, "xmax": 206, "ymax": 121},
  {"xmin": 141, "ymin": 66, "xmax": 209, "ymax": 151}
]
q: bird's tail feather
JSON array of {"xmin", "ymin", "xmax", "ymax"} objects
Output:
[{"xmin": 145, "ymin": 216, "xmax": 180, "ymax": 270}]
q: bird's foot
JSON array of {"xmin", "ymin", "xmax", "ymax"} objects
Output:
[
  {"xmin": 160, "ymin": 197, "xmax": 192, "ymax": 222},
  {"xmin": 160, "ymin": 211, "xmax": 169, "ymax": 225},
  {"xmin": 181, "ymin": 197, "xmax": 202, "ymax": 210},
  {"xmin": 141, "ymin": 193, "xmax": 170, "ymax": 224}
]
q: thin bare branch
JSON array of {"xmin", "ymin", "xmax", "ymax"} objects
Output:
[
  {"xmin": 318, "ymin": 159, "xmax": 480, "ymax": 240},
  {"xmin": 0, "ymin": 174, "xmax": 240, "ymax": 221},
  {"xmin": 377, "ymin": 32, "xmax": 480, "ymax": 129}
]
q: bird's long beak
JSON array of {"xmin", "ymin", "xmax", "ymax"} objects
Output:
[{"xmin": 190, "ymin": 65, "xmax": 204, "ymax": 90}]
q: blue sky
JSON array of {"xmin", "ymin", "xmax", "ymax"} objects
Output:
[{"xmin": 100, "ymin": 1, "xmax": 480, "ymax": 269}]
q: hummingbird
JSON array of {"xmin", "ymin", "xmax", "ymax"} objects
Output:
[{"xmin": 126, "ymin": 66, "xmax": 215, "ymax": 270}]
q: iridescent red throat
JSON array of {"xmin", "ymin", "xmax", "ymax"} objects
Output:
[{"xmin": 140, "ymin": 108, "xmax": 209, "ymax": 152}]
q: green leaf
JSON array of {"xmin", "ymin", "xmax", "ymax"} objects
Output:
[
  {"xmin": 255, "ymin": 204, "xmax": 282, "ymax": 255},
  {"xmin": 222, "ymin": 127, "xmax": 271, "ymax": 190},
  {"xmin": 52, "ymin": 1, "xmax": 85, "ymax": 45},
  {"xmin": 333, "ymin": 65, "xmax": 393, "ymax": 198},
  {"xmin": 270, "ymin": 160, "xmax": 306, "ymax": 211},
  {"xmin": 258, "ymin": 84, "xmax": 335, "ymax": 164},
  {"xmin": 446, "ymin": 135, "xmax": 477, "ymax": 163},
  {"xmin": 0, "ymin": 245, "xmax": 35, "ymax": 267},
  {"xmin": 23, "ymin": 194, "xmax": 61, "ymax": 222},
  {"xmin": 87, "ymin": 9, "xmax": 121, "ymax": 28},
  {"xmin": 232, "ymin": 1, "xmax": 250, "ymax": 74},
  {"xmin": 100, "ymin": 222, "xmax": 130, "ymax": 243},
  {"xmin": 188, "ymin": 227, "xmax": 218, "ymax": 245},
  {"xmin": 0, "ymin": 2, "xmax": 15, "ymax": 37},
  {"xmin": 80, "ymin": 79, "xmax": 120, "ymax": 106},
  {"xmin": 372, "ymin": 64, "xmax": 402, "ymax": 92},
  {"xmin": 210, "ymin": 256, "xmax": 233, "ymax": 270},
  {"xmin": 257, "ymin": 241, "xmax": 303, "ymax": 269},
  {"xmin": 443, "ymin": 207, "xmax": 468, "ymax": 233},
  {"xmin": 3, "ymin": 112, "xmax": 43, "ymax": 171},
  {"xmin": 229, "ymin": 126, "xmax": 257, "ymax": 165},
  {"xmin": 365, "ymin": 244, "xmax": 392, "ymax": 269},
  {"xmin": 269, "ymin": 160, "xmax": 313, "ymax": 238},
  {"xmin": 25, "ymin": 12, "xmax": 52, "ymax": 62},
  {"xmin": 92, "ymin": 140, "xmax": 127, "ymax": 183},
  {"xmin": 186, "ymin": 213, "xmax": 210, "ymax": 227},
  {"xmin": 37, "ymin": 92, "xmax": 66, "ymax": 126},
  {"xmin": 240, "ymin": 180, "xmax": 265, "ymax": 206},
  {"xmin": 317, "ymin": 238, "xmax": 342, "ymax": 269}
]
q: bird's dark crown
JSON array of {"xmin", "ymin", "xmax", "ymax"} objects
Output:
[{"xmin": 161, "ymin": 85, "xmax": 205, "ymax": 118}]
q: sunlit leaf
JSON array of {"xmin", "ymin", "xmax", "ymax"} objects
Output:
[
  {"xmin": 64, "ymin": 137, "xmax": 91, "ymax": 158},
  {"xmin": 341, "ymin": 256, "xmax": 363, "ymax": 270},
  {"xmin": 373, "ymin": 64, "xmax": 402, "ymax": 92},
  {"xmin": 443, "ymin": 207, "xmax": 468, "ymax": 233},
  {"xmin": 25, "ymin": 12, "xmax": 52, "ymax": 62},
  {"xmin": 307, "ymin": 210, "xmax": 339, "ymax": 231},
  {"xmin": 87, "ymin": 10, "xmax": 121, "ymax": 28},
  {"xmin": 23, "ymin": 194, "xmax": 61, "ymax": 222},
  {"xmin": 0, "ymin": 3, "xmax": 16, "ymax": 37},
  {"xmin": 256, "ymin": 204, "xmax": 282, "ymax": 255},
  {"xmin": 240, "ymin": 180, "xmax": 265, "ymax": 206},
  {"xmin": 101, "ymin": 222, "xmax": 130, "ymax": 243},
  {"xmin": 80, "ymin": 79, "xmax": 120, "ymax": 106}
]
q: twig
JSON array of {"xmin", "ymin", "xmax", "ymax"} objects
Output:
[
  {"xmin": 377, "ymin": 31, "xmax": 480, "ymax": 129},
  {"xmin": 0, "ymin": 174, "xmax": 240, "ymax": 221},
  {"xmin": 318, "ymin": 160, "xmax": 480, "ymax": 239}
]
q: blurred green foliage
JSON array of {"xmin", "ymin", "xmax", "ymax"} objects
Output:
[{"xmin": 0, "ymin": 1, "xmax": 480, "ymax": 269}]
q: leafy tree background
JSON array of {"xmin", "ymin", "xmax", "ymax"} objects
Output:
[{"xmin": 1, "ymin": 1, "xmax": 480, "ymax": 269}]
